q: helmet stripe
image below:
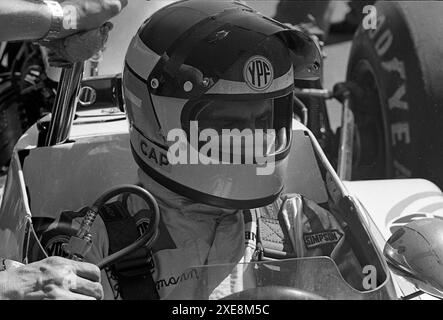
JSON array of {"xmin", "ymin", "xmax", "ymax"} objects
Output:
[
  {"xmin": 205, "ymin": 66, "xmax": 294, "ymax": 96},
  {"xmin": 126, "ymin": 35, "xmax": 161, "ymax": 81}
]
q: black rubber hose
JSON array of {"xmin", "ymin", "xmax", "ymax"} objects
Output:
[{"xmin": 94, "ymin": 185, "xmax": 160, "ymax": 270}]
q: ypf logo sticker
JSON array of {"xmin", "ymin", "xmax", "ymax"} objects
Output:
[{"xmin": 244, "ymin": 56, "xmax": 274, "ymax": 91}]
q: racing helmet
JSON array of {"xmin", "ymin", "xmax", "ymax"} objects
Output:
[{"xmin": 123, "ymin": 0, "xmax": 322, "ymax": 209}]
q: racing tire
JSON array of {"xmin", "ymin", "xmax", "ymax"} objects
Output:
[{"xmin": 346, "ymin": 1, "xmax": 443, "ymax": 187}]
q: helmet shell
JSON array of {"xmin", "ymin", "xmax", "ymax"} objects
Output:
[{"xmin": 123, "ymin": 0, "xmax": 321, "ymax": 209}]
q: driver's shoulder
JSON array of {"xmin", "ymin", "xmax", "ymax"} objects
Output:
[
  {"xmin": 254, "ymin": 193, "xmax": 304, "ymax": 213},
  {"xmin": 254, "ymin": 193, "xmax": 333, "ymax": 222}
]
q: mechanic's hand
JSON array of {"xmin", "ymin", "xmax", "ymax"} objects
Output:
[
  {"xmin": 4, "ymin": 256, "xmax": 103, "ymax": 300},
  {"xmin": 43, "ymin": 22, "xmax": 113, "ymax": 67},
  {"xmin": 58, "ymin": 0, "xmax": 128, "ymax": 39}
]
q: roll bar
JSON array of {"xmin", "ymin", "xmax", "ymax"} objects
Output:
[{"xmin": 44, "ymin": 62, "xmax": 84, "ymax": 146}]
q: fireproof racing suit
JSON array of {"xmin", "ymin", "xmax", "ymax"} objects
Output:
[{"xmin": 47, "ymin": 169, "xmax": 363, "ymax": 300}]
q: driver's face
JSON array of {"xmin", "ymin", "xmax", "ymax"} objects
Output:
[{"xmin": 195, "ymin": 100, "xmax": 274, "ymax": 133}]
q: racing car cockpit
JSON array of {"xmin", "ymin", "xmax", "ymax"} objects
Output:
[{"xmin": 0, "ymin": 104, "xmax": 398, "ymax": 299}]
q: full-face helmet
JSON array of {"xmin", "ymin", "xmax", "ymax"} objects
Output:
[{"xmin": 123, "ymin": 0, "xmax": 321, "ymax": 209}]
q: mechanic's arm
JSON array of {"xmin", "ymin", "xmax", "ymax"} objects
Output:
[
  {"xmin": 0, "ymin": 0, "xmax": 128, "ymax": 42},
  {"xmin": 0, "ymin": 257, "xmax": 103, "ymax": 300}
]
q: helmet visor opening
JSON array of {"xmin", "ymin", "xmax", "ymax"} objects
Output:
[{"xmin": 182, "ymin": 93, "xmax": 293, "ymax": 161}]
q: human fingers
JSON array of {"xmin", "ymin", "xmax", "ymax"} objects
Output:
[
  {"xmin": 43, "ymin": 286, "xmax": 97, "ymax": 300},
  {"xmin": 69, "ymin": 259, "xmax": 101, "ymax": 282},
  {"xmin": 70, "ymin": 277, "xmax": 104, "ymax": 300}
]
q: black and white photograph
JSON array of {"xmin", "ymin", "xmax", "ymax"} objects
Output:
[{"xmin": 0, "ymin": 0, "xmax": 442, "ymax": 308}]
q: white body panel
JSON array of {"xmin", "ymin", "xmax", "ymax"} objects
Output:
[
  {"xmin": 344, "ymin": 179, "xmax": 443, "ymax": 239},
  {"xmin": 345, "ymin": 179, "xmax": 443, "ymax": 300}
]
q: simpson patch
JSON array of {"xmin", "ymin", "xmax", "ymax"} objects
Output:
[{"xmin": 303, "ymin": 230, "xmax": 343, "ymax": 249}]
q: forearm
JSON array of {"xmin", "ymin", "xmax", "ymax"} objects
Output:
[{"xmin": 0, "ymin": 0, "xmax": 52, "ymax": 42}]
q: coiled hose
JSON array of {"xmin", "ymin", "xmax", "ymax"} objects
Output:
[{"xmin": 86, "ymin": 184, "xmax": 160, "ymax": 270}]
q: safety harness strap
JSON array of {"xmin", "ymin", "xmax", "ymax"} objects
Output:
[
  {"xmin": 99, "ymin": 201, "xmax": 159, "ymax": 300},
  {"xmin": 256, "ymin": 194, "xmax": 332, "ymax": 259},
  {"xmin": 255, "ymin": 195, "xmax": 297, "ymax": 259}
]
